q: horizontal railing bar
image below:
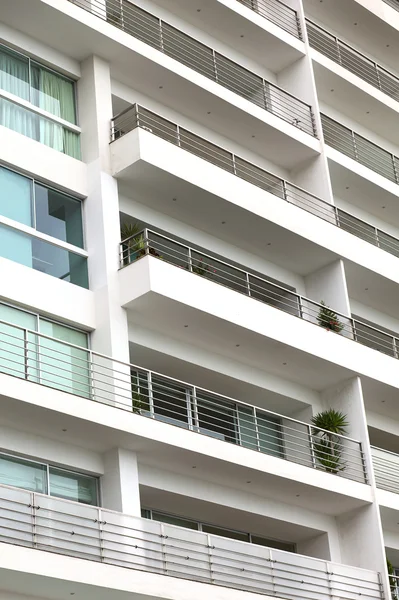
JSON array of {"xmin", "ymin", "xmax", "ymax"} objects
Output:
[
  {"xmin": 68, "ymin": 0, "xmax": 315, "ymax": 135},
  {"xmin": 114, "ymin": 104, "xmax": 399, "ymax": 262}
]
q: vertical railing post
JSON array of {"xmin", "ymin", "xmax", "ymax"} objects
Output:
[
  {"xmin": 135, "ymin": 104, "xmax": 140, "ymax": 129},
  {"xmin": 375, "ymin": 226, "xmax": 380, "ymax": 248},
  {"xmin": 143, "ymin": 228, "xmax": 149, "ymax": 256},
  {"xmin": 24, "ymin": 328, "xmax": 29, "ymax": 381},
  {"xmin": 98, "ymin": 508, "xmax": 105, "ymax": 562},
  {"xmin": 359, "ymin": 442, "xmax": 368, "ymax": 484},
  {"xmin": 89, "ymin": 349, "xmax": 95, "ymax": 401},
  {"xmin": 392, "ymin": 153, "xmax": 399, "ymax": 185},
  {"xmin": 376, "ymin": 65, "xmax": 383, "ymax": 93},
  {"xmin": 393, "ymin": 337, "xmax": 398, "ymax": 359},
  {"xmin": 352, "ymin": 131, "xmax": 359, "ymax": 161},
  {"xmin": 31, "ymin": 492, "xmax": 37, "ymax": 549},
  {"xmin": 212, "ymin": 49, "xmax": 218, "ymax": 82},
  {"xmin": 263, "ymin": 79, "xmax": 269, "ymax": 112},
  {"xmin": 308, "ymin": 424, "xmax": 317, "ymax": 469},
  {"xmin": 187, "ymin": 247, "xmax": 193, "ymax": 272},
  {"xmin": 176, "ymin": 124, "xmax": 181, "ymax": 147},
  {"xmin": 254, "ymin": 407, "xmax": 261, "ymax": 452},
  {"xmin": 192, "ymin": 385, "xmax": 199, "ymax": 432},
  {"xmin": 160, "ymin": 522, "xmax": 168, "ymax": 575},
  {"xmin": 147, "ymin": 370, "xmax": 155, "ymax": 418},
  {"xmin": 159, "ymin": 18, "xmax": 164, "ymax": 52},
  {"xmin": 207, "ymin": 533, "xmax": 214, "ymax": 584},
  {"xmin": 336, "ymin": 38, "xmax": 343, "ymax": 66},
  {"xmin": 351, "ymin": 318, "xmax": 357, "ymax": 342},
  {"xmin": 298, "ymin": 295, "xmax": 304, "ymax": 319},
  {"xmin": 282, "ymin": 180, "xmax": 288, "ymax": 202},
  {"xmin": 246, "ymin": 272, "xmax": 251, "ymax": 297}
]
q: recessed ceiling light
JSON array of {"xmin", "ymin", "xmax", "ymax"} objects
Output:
[
  {"xmin": 172, "ymin": 198, "xmax": 177, "ymax": 202},
  {"xmin": 197, "ymin": 8, "xmax": 201, "ymax": 11},
  {"xmin": 246, "ymin": 480, "xmax": 251, "ymax": 484},
  {"xmin": 366, "ymin": 111, "xmax": 370, "ymax": 114},
  {"xmin": 365, "ymin": 288, "xmax": 368, "ymax": 291},
  {"xmin": 266, "ymin": 242, "xmax": 272, "ymax": 246},
  {"xmin": 296, "ymin": 494, "xmax": 300, "ymax": 497},
  {"xmin": 354, "ymin": 22, "xmax": 358, "ymax": 25},
  {"xmin": 240, "ymin": 34, "xmax": 244, "ymax": 38},
  {"xmin": 252, "ymin": 135, "xmax": 255, "ymax": 138},
  {"xmin": 221, "ymin": 221, "xmax": 226, "ymax": 224},
  {"xmin": 283, "ymin": 362, "xmax": 287, "ymax": 366},
  {"xmin": 207, "ymin": 111, "xmax": 211, "ymax": 114},
  {"xmin": 62, "ymin": 428, "xmax": 67, "ymax": 432},
  {"xmin": 159, "ymin": 85, "xmax": 163, "ymax": 89},
  {"xmin": 345, "ymin": 186, "xmax": 349, "ymax": 189},
  {"xmin": 382, "ymin": 206, "xmax": 386, "ymax": 209},
  {"xmin": 330, "ymin": 89, "xmax": 334, "ymax": 92},
  {"xmin": 236, "ymin": 344, "xmax": 240, "ymax": 347},
  {"xmin": 192, "ymin": 465, "xmax": 197, "ymax": 468}
]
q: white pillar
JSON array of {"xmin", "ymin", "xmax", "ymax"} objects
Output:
[
  {"xmin": 101, "ymin": 448, "xmax": 141, "ymax": 516},
  {"xmin": 78, "ymin": 55, "xmax": 129, "ymax": 361},
  {"xmin": 322, "ymin": 377, "xmax": 390, "ymax": 597}
]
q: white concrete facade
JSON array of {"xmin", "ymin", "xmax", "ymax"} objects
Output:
[{"xmin": 0, "ymin": 1, "xmax": 399, "ymax": 600}]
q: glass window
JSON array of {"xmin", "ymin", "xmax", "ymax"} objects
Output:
[
  {"xmin": 0, "ymin": 454, "xmax": 47, "ymax": 493},
  {"xmin": 34, "ymin": 183, "xmax": 83, "ymax": 248},
  {"xmin": 49, "ymin": 467, "xmax": 98, "ymax": 505},
  {"xmin": 0, "ymin": 166, "xmax": 32, "ymax": 226},
  {"xmin": 0, "ymin": 45, "xmax": 29, "ymax": 100},
  {"xmin": 0, "ymin": 224, "xmax": 88, "ymax": 288},
  {"xmin": 152, "ymin": 511, "xmax": 199, "ymax": 530},
  {"xmin": 202, "ymin": 523, "xmax": 249, "ymax": 542},
  {"xmin": 251, "ymin": 535, "xmax": 295, "ymax": 553},
  {"xmin": 196, "ymin": 392, "xmax": 238, "ymax": 443},
  {"xmin": 0, "ymin": 97, "xmax": 80, "ymax": 159},
  {"xmin": 30, "ymin": 63, "xmax": 77, "ymax": 125}
]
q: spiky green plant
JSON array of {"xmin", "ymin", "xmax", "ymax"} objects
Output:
[
  {"xmin": 311, "ymin": 409, "xmax": 348, "ymax": 474},
  {"xmin": 317, "ymin": 301, "xmax": 344, "ymax": 333}
]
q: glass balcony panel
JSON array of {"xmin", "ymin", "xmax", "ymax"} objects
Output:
[
  {"xmin": 151, "ymin": 375, "xmax": 190, "ymax": 427},
  {"xmin": 121, "ymin": 1, "xmax": 161, "ymax": 50},
  {"xmin": 195, "ymin": 392, "xmax": 238, "ymax": 443},
  {"xmin": 248, "ymin": 275, "xmax": 300, "ymax": 316},
  {"xmin": 354, "ymin": 133, "xmax": 396, "ymax": 182},
  {"xmin": 215, "ymin": 53, "xmax": 265, "ymax": 108},
  {"xmin": 378, "ymin": 230, "xmax": 399, "ymax": 257},
  {"xmin": 307, "ymin": 22, "xmax": 340, "ymax": 62},
  {"xmin": 353, "ymin": 318, "xmax": 396, "ymax": 357},
  {"xmin": 235, "ymin": 156, "xmax": 285, "ymax": 197},
  {"xmin": 0, "ymin": 97, "xmax": 80, "ymax": 158},
  {"xmin": 190, "ymin": 250, "xmax": 247, "ymax": 294},
  {"xmin": 162, "ymin": 23, "xmax": 216, "ymax": 80},
  {"xmin": 146, "ymin": 232, "xmax": 189, "ymax": 268},
  {"xmin": 179, "ymin": 128, "xmax": 235, "ymax": 172},
  {"xmin": 379, "ymin": 68, "xmax": 399, "ymax": 101},
  {"xmin": 321, "ymin": 115, "xmax": 357, "ymax": 160},
  {"xmin": 0, "ymin": 224, "xmax": 88, "ymax": 288},
  {"xmin": 337, "ymin": 210, "xmax": 378, "ymax": 246},
  {"xmin": 338, "ymin": 45, "xmax": 379, "ymax": 87},
  {"xmin": 257, "ymin": 412, "xmax": 284, "ymax": 458},
  {"xmin": 237, "ymin": 405, "xmax": 258, "ymax": 450}
]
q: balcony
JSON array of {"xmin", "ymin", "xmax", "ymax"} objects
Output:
[
  {"xmin": 0, "ymin": 317, "xmax": 366, "ymax": 484},
  {"xmin": 70, "ymin": 0, "xmax": 316, "ymax": 137},
  {"xmin": 121, "ymin": 227, "xmax": 399, "ymax": 367},
  {"xmin": 0, "ymin": 484, "xmax": 383, "ymax": 600},
  {"xmin": 372, "ymin": 447, "xmax": 399, "ymax": 495},
  {"xmin": 236, "ymin": 0, "xmax": 302, "ymax": 38},
  {"xmin": 113, "ymin": 105, "xmax": 399, "ymax": 261},
  {"xmin": 321, "ymin": 113, "xmax": 399, "ymax": 186},
  {"xmin": 384, "ymin": 0, "xmax": 399, "ymax": 10},
  {"xmin": 306, "ymin": 20, "xmax": 399, "ymax": 103}
]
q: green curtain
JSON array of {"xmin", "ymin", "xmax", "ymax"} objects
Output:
[{"xmin": 0, "ymin": 46, "xmax": 29, "ymax": 100}]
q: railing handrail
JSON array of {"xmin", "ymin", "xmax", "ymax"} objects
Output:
[
  {"xmin": 306, "ymin": 18, "xmax": 399, "ymax": 82},
  {"xmin": 121, "ymin": 226, "xmax": 399, "ymax": 362},
  {"xmin": 371, "ymin": 445, "xmax": 399, "ymax": 459},
  {"xmin": 0, "ymin": 481, "xmax": 383, "ymax": 587},
  {"xmin": 0, "ymin": 315, "xmax": 362, "ymax": 445},
  {"xmin": 69, "ymin": 0, "xmax": 315, "ymax": 135},
  {"xmin": 113, "ymin": 103, "xmax": 399, "ymax": 261}
]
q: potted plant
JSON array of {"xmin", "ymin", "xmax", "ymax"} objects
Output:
[
  {"xmin": 191, "ymin": 257, "xmax": 216, "ymax": 277},
  {"xmin": 132, "ymin": 388, "xmax": 149, "ymax": 414},
  {"xmin": 317, "ymin": 301, "xmax": 344, "ymax": 333},
  {"xmin": 120, "ymin": 222, "xmax": 162, "ymax": 264},
  {"xmin": 310, "ymin": 409, "xmax": 348, "ymax": 474}
]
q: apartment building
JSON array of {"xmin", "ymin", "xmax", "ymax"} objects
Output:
[{"xmin": 1, "ymin": 0, "xmax": 399, "ymax": 598}]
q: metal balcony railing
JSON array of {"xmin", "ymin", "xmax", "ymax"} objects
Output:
[
  {"xmin": 321, "ymin": 113, "xmax": 399, "ymax": 184},
  {"xmin": 0, "ymin": 318, "xmax": 366, "ymax": 483},
  {"xmin": 0, "ymin": 484, "xmax": 383, "ymax": 600},
  {"xmin": 371, "ymin": 446, "xmax": 399, "ymax": 494},
  {"xmin": 236, "ymin": 0, "xmax": 302, "ymax": 39},
  {"xmin": 383, "ymin": 0, "xmax": 399, "ymax": 10},
  {"xmin": 306, "ymin": 20, "xmax": 399, "ymax": 102},
  {"xmin": 68, "ymin": 0, "xmax": 316, "ymax": 136},
  {"xmin": 112, "ymin": 104, "xmax": 399, "ymax": 259},
  {"xmin": 120, "ymin": 227, "xmax": 399, "ymax": 362}
]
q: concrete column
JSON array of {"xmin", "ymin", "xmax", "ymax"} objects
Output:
[
  {"xmin": 101, "ymin": 448, "xmax": 141, "ymax": 516},
  {"xmin": 321, "ymin": 377, "xmax": 390, "ymax": 597},
  {"xmin": 78, "ymin": 55, "xmax": 129, "ymax": 361}
]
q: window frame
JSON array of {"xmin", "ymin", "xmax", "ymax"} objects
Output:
[{"xmin": 0, "ymin": 450, "xmax": 99, "ymax": 506}]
